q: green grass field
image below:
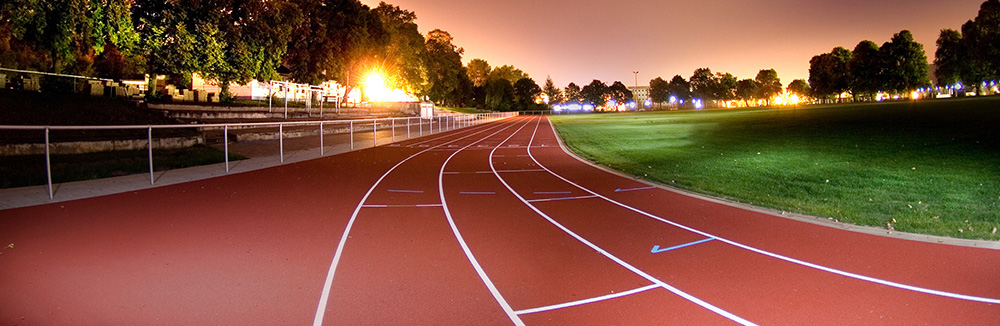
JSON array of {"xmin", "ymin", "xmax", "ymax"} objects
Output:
[{"xmin": 550, "ymin": 97, "xmax": 1000, "ymax": 240}]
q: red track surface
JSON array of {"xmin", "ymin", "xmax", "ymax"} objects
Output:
[{"xmin": 2, "ymin": 116, "xmax": 998, "ymax": 325}]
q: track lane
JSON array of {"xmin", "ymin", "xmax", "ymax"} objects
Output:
[
  {"xmin": 440, "ymin": 117, "xmax": 658, "ymax": 313},
  {"xmin": 0, "ymin": 146, "xmax": 419, "ymax": 325},
  {"xmin": 315, "ymin": 117, "xmax": 529, "ymax": 325}
]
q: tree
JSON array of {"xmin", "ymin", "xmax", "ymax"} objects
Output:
[
  {"xmin": 666, "ymin": 75, "xmax": 691, "ymax": 105},
  {"xmin": 959, "ymin": 19, "xmax": 990, "ymax": 93},
  {"xmin": 849, "ymin": 41, "xmax": 881, "ymax": 101},
  {"xmin": 2, "ymin": 0, "xmax": 138, "ymax": 74},
  {"xmin": 195, "ymin": 0, "xmax": 299, "ymax": 101},
  {"xmin": 580, "ymin": 79, "xmax": 608, "ymax": 107},
  {"xmin": 935, "ymin": 29, "xmax": 963, "ymax": 88},
  {"xmin": 716, "ymin": 72, "xmax": 738, "ymax": 103},
  {"xmin": 735, "ymin": 79, "xmax": 759, "ymax": 107},
  {"xmin": 466, "ymin": 58, "xmax": 491, "ymax": 87},
  {"xmin": 787, "ymin": 79, "xmax": 811, "ymax": 98},
  {"xmin": 374, "ymin": 2, "xmax": 427, "ymax": 95},
  {"xmin": 488, "ymin": 64, "xmax": 528, "ymax": 85},
  {"xmin": 423, "ymin": 29, "xmax": 465, "ymax": 103},
  {"xmin": 607, "ymin": 81, "xmax": 633, "ymax": 106},
  {"xmin": 564, "ymin": 82, "xmax": 582, "ymax": 103},
  {"xmin": 446, "ymin": 66, "xmax": 474, "ymax": 107},
  {"xmin": 755, "ymin": 69, "xmax": 782, "ymax": 106},
  {"xmin": 878, "ymin": 30, "xmax": 930, "ymax": 95},
  {"xmin": 648, "ymin": 77, "xmax": 669, "ymax": 109},
  {"xmin": 689, "ymin": 68, "xmax": 717, "ymax": 101},
  {"xmin": 513, "ymin": 77, "xmax": 541, "ymax": 108},
  {"xmin": 542, "ymin": 76, "xmax": 562, "ymax": 104},
  {"xmin": 283, "ymin": 0, "xmax": 386, "ymax": 90},
  {"xmin": 808, "ymin": 47, "xmax": 851, "ymax": 101},
  {"xmin": 484, "ymin": 78, "xmax": 513, "ymax": 111}
]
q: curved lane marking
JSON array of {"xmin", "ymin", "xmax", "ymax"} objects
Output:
[
  {"xmin": 491, "ymin": 118, "xmax": 757, "ymax": 326},
  {"xmin": 437, "ymin": 116, "xmax": 541, "ymax": 326},
  {"xmin": 537, "ymin": 117, "xmax": 1000, "ymax": 305},
  {"xmin": 312, "ymin": 118, "xmax": 519, "ymax": 326}
]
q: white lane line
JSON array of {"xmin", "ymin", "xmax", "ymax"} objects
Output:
[
  {"xmin": 387, "ymin": 189, "xmax": 424, "ymax": 194},
  {"xmin": 459, "ymin": 191, "xmax": 496, "ymax": 195},
  {"xmin": 514, "ymin": 284, "xmax": 660, "ymax": 315},
  {"xmin": 360, "ymin": 204, "xmax": 443, "ymax": 208},
  {"xmin": 526, "ymin": 195, "xmax": 598, "ymax": 203},
  {"xmin": 539, "ymin": 118, "xmax": 1000, "ymax": 305},
  {"xmin": 312, "ymin": 120, "xmax": 519, "ymax": 326},
  {"xmin": 438, "ymin": 117, "xmax": 538, "ymax": 326},
  {"xmin": 490, "ymin": 118, "xmax": 757, "ymax": 326},
  {"xmin": 441, "ymin": 169, "xmax": 544, "ymax": 175},
  {"xmin": 492, "ymin": 169, "xmax": 545, "ymax": 173}
]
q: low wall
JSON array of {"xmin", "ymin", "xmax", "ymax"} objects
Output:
[{"xmin": 0, "ymin": 136, "xmax": 204, "ymax": 156}]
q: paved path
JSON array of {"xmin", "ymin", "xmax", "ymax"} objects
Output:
[{"xmin": 1, "ymin": 116, "xmax": 998, "ymax": 325}]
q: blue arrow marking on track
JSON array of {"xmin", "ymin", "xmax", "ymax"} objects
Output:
[
  {"xmin": 651, "ymin": 238, "xmax": 715, "ymax": 253},
  {"xmin": 615, "ymin": 186, "xmax": 656, "ymax": 193}
]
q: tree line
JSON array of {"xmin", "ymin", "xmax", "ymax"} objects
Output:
[
  {"xmin": 0, "ymin": 0, "xmax": 475, "ymax": 105},
  {"xmin": 934, "ymin": 0, "xmax": 1000, "ymax": 94},
  {"xmin": 808, "ymin": 30, "xmax": 930, "ymax": 102}
]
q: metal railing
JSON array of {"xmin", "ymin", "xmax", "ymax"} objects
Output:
[{"xmin": 1, "ymin": 112, "xmax": 518, "ymax": 199}]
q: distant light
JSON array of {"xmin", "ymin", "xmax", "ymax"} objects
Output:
[
  {"xmin": 911, "ymin": 90, "xmax": 920, "ymax": 100},
  {"xmin": 583, "ymin": 104, "xmax": 594, "ymax": 111},
  {"xmin": 693, "ymin": 99, "xmax": 703, "ymax": 109},
  {"xmin": 669, "ymin": 95, "xmax": 677, "ymax": 103},
  {"xmin": 627, "ymin": 101, "xmax": 637, "ymax": 109},
  {"xmin": 644, "ymin": 99, "xmax": 652, "ymax": 107}
]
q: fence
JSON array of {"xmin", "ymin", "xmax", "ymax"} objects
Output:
[{"xmin": 0, "ymin": 112, "xmax": 517, "ymax": 199}]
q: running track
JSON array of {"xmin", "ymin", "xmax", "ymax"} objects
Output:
[{"xmin": 1, "ymin": 116, "xmax": 998, "ymax": 325}]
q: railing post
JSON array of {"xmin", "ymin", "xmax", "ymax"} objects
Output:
[
  {"xmin": 319, "ymin": 121, "xmax": 324, "ymax": 156},
  {"xmin": 419, "ymin": 117, "xmax": 423, "ymax": 136},
  {"xmin": 45, "ymin": 127, "xmax": 52, "ymax": 199},
  {"xmin": 373, "ymin": 119, "xmax": 377, "ymax": 147},
  {"xmin": 224, "ymin": 125, "xmax": 230, "ymax": 172},
  {"xmin": 148, "ymin": 126, "xmax": 154, "ymax": 185},
  {"xmin": 350, "ymin": 121, "xmax": 354, "ymax": 150},
  {"xmin": 391, "ymin": 118, "xmax": 395, "ymax": 142},
  {"xmin": 407, "ymin": 117, "xmax": 411, "ymax": 139},
  {"xmin": 279, "ymin": 123, "xmax": 284, "ymax": 162}
]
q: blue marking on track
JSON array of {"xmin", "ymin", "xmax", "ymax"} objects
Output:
[
  {"xmin": 651, "ymin": 238, "xmax": 715, "ymax": 253},
  {"xmin": 388, "ymin": 189, "xmax": 424, "ymax": 194},
  {"xmin": 614, "ymin": 186, "xmax": 656, "ymax": 193}
]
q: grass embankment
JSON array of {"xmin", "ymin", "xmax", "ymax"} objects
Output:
[
  {"xmin": 0, "ymin": 146, "xmax": 246, "ymax": 188},
  {"xmin": 437, "ymin": 106, "xmax": 482, "ymax": 114},
  {"xmin": 551, "ymin": 97, "xmax": 1000, "ymax": 240},
  {"xmin": 0, "ymin": 90, "xmax": 242, "ymax": 188}
]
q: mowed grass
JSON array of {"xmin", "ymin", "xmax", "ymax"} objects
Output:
[{"xmin": 551, "ymin": 97, "xmax": 1000, "ymax": 240}]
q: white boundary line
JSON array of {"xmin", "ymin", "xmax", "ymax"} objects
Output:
[
  {"xmin": 537, "ymin": 117, "xmax": 1000, "ymax": 305},
  {"xmin": 312, "ymin": 119, "xmax": 519, "ymax": 326},
  {"xmin": 437, "ymin": 116, "xmax": 540, "ymax": 326},
  {"xmin": 490, "ymin": 118, "xmax": 757, "ymax": 325},
  {"xmin": 514, "ymin": 284, "xmax": 660, "ymax": 315}
]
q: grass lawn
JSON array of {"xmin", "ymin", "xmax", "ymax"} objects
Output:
[
  {"xmin": 437, "ymin": 106, "xmax": 482, "ymax": 114},
  {"xmin": 550, "ymin": 97, "xmax": 1000, "ymax": 240}
]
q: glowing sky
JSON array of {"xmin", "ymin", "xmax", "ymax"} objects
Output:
[{"xmin": 362, "ymin": 0, "xmax": 985, "ymax": 87}]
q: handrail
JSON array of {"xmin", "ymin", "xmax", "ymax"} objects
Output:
[{"xmin": 0, "ymin": 112, "xmax": 520, "ymax": 200}]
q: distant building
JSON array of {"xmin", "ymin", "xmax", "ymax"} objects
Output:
[{"xmin": 628, "ymin": 85, "xmax": 650, "ymax": 108}]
